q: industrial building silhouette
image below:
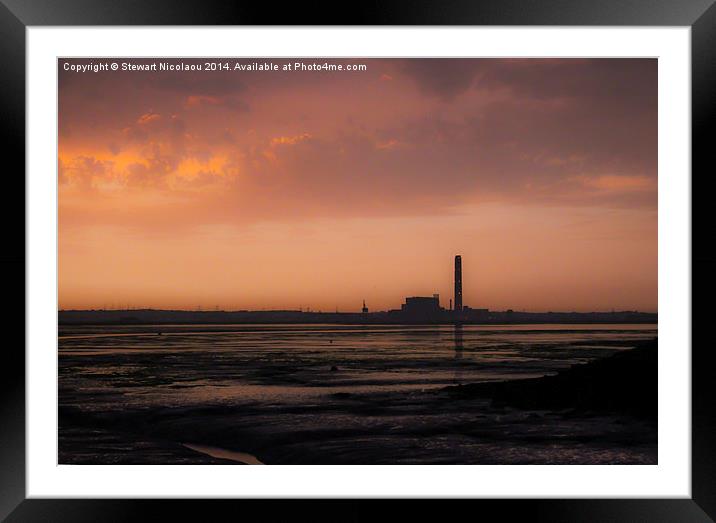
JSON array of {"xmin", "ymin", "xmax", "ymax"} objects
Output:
[{"xmin": 394, "ymin": 254, "xmax": 487, "ymax": 322}]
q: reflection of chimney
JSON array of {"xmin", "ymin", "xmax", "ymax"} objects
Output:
[{"xmin": 454, "ymin": 255, "xmax": 463, "ymax": 312}]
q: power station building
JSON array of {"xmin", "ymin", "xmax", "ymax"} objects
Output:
[
  {"xmin": 387, "ymin": 255, "xmax": 486, "ymax": 321},
  {"xmin": 401, "ymin": 295, "xmax": 442, "ymax": 316}
]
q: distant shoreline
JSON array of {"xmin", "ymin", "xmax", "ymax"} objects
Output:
[
  {"xmin": 58, "ymin": 321, "xmax": 658, "ymax": 325},
  {"xmin": 58, "ymin": 308, "xmax": 657, "ymax": 326}
]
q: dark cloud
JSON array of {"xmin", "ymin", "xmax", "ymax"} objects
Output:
[
  {"xmin": 397, "ymin": 59, "xmax": 479, "ymax": 100},
  {"xmin": 184, "ymin": 95, "xmax": 250, "ymax": 112},
  {"xmin": 395, "ymin": 59, "xmax": 656, "ymax": 106}
]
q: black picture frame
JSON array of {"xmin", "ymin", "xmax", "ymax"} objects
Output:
[{"xmin": 2, "ymin": 1, "xmax": 713, "ymax": 521}]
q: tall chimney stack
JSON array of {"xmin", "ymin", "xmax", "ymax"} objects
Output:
[{"xmin": 454, "ymin": 255, "xmax": 463, "ymax": 312}]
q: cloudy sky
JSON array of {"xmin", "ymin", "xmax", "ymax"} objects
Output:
[{"xmin": 58, "ymin": 58, "xmax": 657, "ymax": 312}]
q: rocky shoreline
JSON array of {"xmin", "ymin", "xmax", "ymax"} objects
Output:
[{"xmin": 444, "ymin": 339, "xmax": 657, "ymax": 420}]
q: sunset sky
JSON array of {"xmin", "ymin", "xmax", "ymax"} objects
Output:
[{"xmin": 58, "ymin": 58, "xmax": 657, "ymax": 313}]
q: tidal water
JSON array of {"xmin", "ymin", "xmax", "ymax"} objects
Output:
[{"xmin": 58, "ymin": 324, "xmax": 657, "ymax": 465}]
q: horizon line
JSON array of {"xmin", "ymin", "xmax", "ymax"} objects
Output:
[{"xmin": 58, "ymin": 307, "xmax": 658, "ymax": 315}]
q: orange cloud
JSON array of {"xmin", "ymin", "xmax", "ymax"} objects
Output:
[
  {"xmin": 136, "ymin": 112, "xmax": 161, "ymax": 125},
  {"xmin": 270, "ymin": 133, "xmax": 312, "ymax": 146},
  {"xmin": 185, "ymin": 95, "xmax": 220, "ymax": 108},
  {"xmin": 375, "ymin": 139, "xmax": 401, "ymax": 150}
]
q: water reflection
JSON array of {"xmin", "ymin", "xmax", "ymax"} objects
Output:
[
  {"xmin": 453, "ymin": 324, "xmax": 464, "ymax": 384},
  {"xmin": 453, "ymin": 324, "xmax": 464, "ymax": 356}
]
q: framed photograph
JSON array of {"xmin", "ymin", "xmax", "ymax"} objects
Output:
[{"xmin": 4, "ymin": 0, "xmax": 713, "ymax": 520}]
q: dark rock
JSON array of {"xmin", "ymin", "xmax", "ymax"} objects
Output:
[{"xmin": 444, "ymin": 338, "xmax": 657, "ymax": 420}]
